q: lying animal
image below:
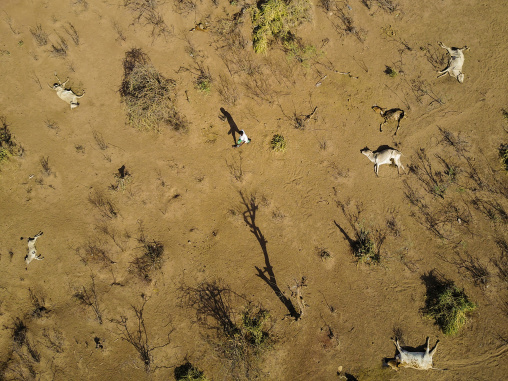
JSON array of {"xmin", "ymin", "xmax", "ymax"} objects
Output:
[
  {"xmin": 387, "ymin": 337, "xmax": 439, "ymax": 370},
  {"xmin": 50, "ymin": 74, "xmax": 85, "ymax": 109},
  {"xmin": 361, "ymin": 147, "xmax": 405, "ymax": 176},
  {"xmin": 26, "ymin": 231, "xmax": 44, "ymax": 266},
  {"xmin": 437, "ymin": 42, "xmax": 469, "ymax": 83},
  {"xmin": 372, "ymin": 106, "xmax": 405, "ymax": 135}
]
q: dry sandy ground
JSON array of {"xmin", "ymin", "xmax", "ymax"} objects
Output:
[{"xmin": 1, "ymin": 0, "xmax": 507, "ymax": 380}]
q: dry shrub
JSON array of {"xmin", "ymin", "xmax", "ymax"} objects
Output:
[
  {"xmin": 217, "ymin": 74, "xmax": 238, "ymax": 106},
  {"xmin": 214, "ymin": 9, "xmax": 248, "ymax": 51},
  {"xmin": 181, "ymin": 280, "xmax": 272, "ymax": 379},
  {"xmin": 29, "ymin": 24, "xmax": 48, "ymax": 46},
  {"xmin": 88, "ymin": 190, "xmax": 117, "ymax": 219},
  {"xmin": 251, "ymin": 0, "xmax": 312, "ymax": 54},
  {"xmin": 131, "ymin": 236, "xmax": 164, "ymax": 281},
  {"xmin": 0, "ymin": 116, "xmax": 22, "ymax": 164},
  {"xmin": 173, "ymin": 0, "xmax": 196, "ymax": 15},
  {"xmin": 124, "ymin": 0, "xmax": 170, "ymax": 39},
  {"xmin": 120, "ymin": 48, "xmax": 187, "ymax": 132}
]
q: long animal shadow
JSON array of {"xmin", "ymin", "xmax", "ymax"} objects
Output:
[{"xmin": 240, "ymin": 191, "xmax": 300, "ymax": 320}]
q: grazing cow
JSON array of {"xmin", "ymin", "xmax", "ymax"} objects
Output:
[
  {"xmin": 437, "ymin": 42, "xmax": 469, "ymax": 83},
  {"xmin": 50, "ymin": 74, "xmax": 85, "ymax": 109},
  {"xmin": 361, "ymin": 147, "xmax": 405, "ymax": 176},
  {"xmin": 25, "ymin": 231, "xmax": 44, "ymax": 266},
  {"xmin": 387, "ymin": 337, "xmax": 439, "ymax": 371}
]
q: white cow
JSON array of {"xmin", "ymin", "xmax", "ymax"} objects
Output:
[
  {"xmin": 387, "ymin": 337, "xmax": 439, "ymax": 370},
  {"xmin": 437, "ymin": 42, "xmax": 469, "ymax": 83},
  {"xmin": 361, "ymin": 147, "xmax": 405, "ymax": 176},
  {"xmin": 25, "ymin": 231, "xmax": 44, "ymax": 266},
  {"xmin": 50, "ymin": 74, "xmax": 85, "ymax": 109}
]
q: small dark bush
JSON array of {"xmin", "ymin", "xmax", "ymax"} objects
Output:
[
  {"xmin": 132, "ymin": 237, "xmax": 164, "ymax": 281},
  {"xmin": 174, "ymin": 362, "xmax": 208, "ymax": 381}
]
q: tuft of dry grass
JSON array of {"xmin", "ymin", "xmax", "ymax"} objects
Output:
[
  {"xmin": 30, "ymin": 24, "xmax": 48, "ymax": 46},
  {"xmin": 131, "ymin": 236, "xmax": 164, "ymax": 281}
]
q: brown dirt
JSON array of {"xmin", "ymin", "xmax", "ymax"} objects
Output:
[{"xmin": 1, "ymin": 0, "xmax": 507, "ymax": 380}]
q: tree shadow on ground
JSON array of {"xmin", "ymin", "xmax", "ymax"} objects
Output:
[{"xmin": 240, "ymin": 191, "xmax": 300, "ymax": 320}]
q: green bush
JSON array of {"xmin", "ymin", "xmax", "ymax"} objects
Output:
[
  {"xmin": 240, "ymin": 308, "xmax": 269, "ymax": 347},
  {"xmin": 384, "ymin": 65, "xmax": 398, "ymax": 77},
  {"xmin": 353, "ymin": 226, "xmax": 379, "ymax": 264},
  {"xmin": 270, "ymin": 134, "xmax": 286, "ymax": 152},
  {"xmin": 0, "ymin": 147, "xmax": 9, "ymax": 163},
  {"xmin": 196, "ymin": 76, "xmax": 211, "ymax": 93},
  {"xmin": 251, "ymin": 0, "xmax": 312, "ymax": 54},
  {"xmin": 424, "ymin": 283, "xmax": 476, "ymax": 335},
  {"xmin": 174, "ymin": 362, "xmax": 208, "ymax": 381}
]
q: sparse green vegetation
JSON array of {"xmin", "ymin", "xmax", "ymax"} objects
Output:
[
  {"xmin": 120, "ymin": 48, "xmax": 187, "ymax": 132},
  {"xmin": 0, "ymin": 116, "xmax": 22, "ymax": 166},
  {"xmin": 196, "ymin": 75, "xmax": 211, "ymax": 93},
  {"xmin": 270, "ymin": 134, "xmax": 286, "ymax": 152},
  {"xmin": 251, "ymin": 0, "xmax": 312, "ymax": 54},
  {"xmin": 353, "ymin": 225, "xmax": 379, "ymax": 264},
  {"xmin": 384, "ymin": 65, "xmax": 398, "ymax": 77},
  {"xmin": 422, "ymin": 273, "xmax": 476, "ymax": 335},
  {"xmin": 240, "ymin": 307, "xmax": 270, "ymax": 347},
  {"xmin": 183, "ymin": 281, "xmax": 272, "ymax": 379},
  {"xmin": 502, "ymin": 108, "xmax": 508, "ymax": 121},
  {"xmin": 175, "ymin": 362, "xmax": 209, "ymax": 381},
  {"xmin": 0, "ymin": 148, "xmax": 9, "ymax": 163},
  {"xmin": 499, "ymin": 143, "xmax": 508, "ymax": 171},
  {"xmin": 285, "ymin": 39, "xmax": 319, "ymax": 65}
]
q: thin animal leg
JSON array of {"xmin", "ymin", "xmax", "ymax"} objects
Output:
[
  {"xmin": 394, "ymin": 120, "xmax": 401, "ymax": 136},
  {"xmin": 429, "ymin": 340, "xmax": 439, "ymax": 357},
  {"xmin": 392, "ymin": 338, "xmax": 402, "ymax": 353},
  {"xmin": 437, "ymin": 71, "xmax": 449, "ymax": 78},
  {"xmin": 438, "ymin": 42, "xmax": 452, "ymax": 54},
  {"xmin": 380, "ymin": 121, "xmax": 385, "ymax": 132},
  {"xmin": 395, "ymin": 157, "xmax": 405, "ymax": 173},
  {"xmin": 54, "ymin": 73, "xmax": 61, "ymax": 84}
]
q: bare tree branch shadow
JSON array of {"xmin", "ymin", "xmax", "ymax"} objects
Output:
[{"xmin": 240, "ymin": 191, "xmax": 300, "ymax": 320}]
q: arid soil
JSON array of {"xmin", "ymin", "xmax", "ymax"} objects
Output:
[{"xmin": 1, "ymin": 0, "xmax": 507, "ymax": 380}]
